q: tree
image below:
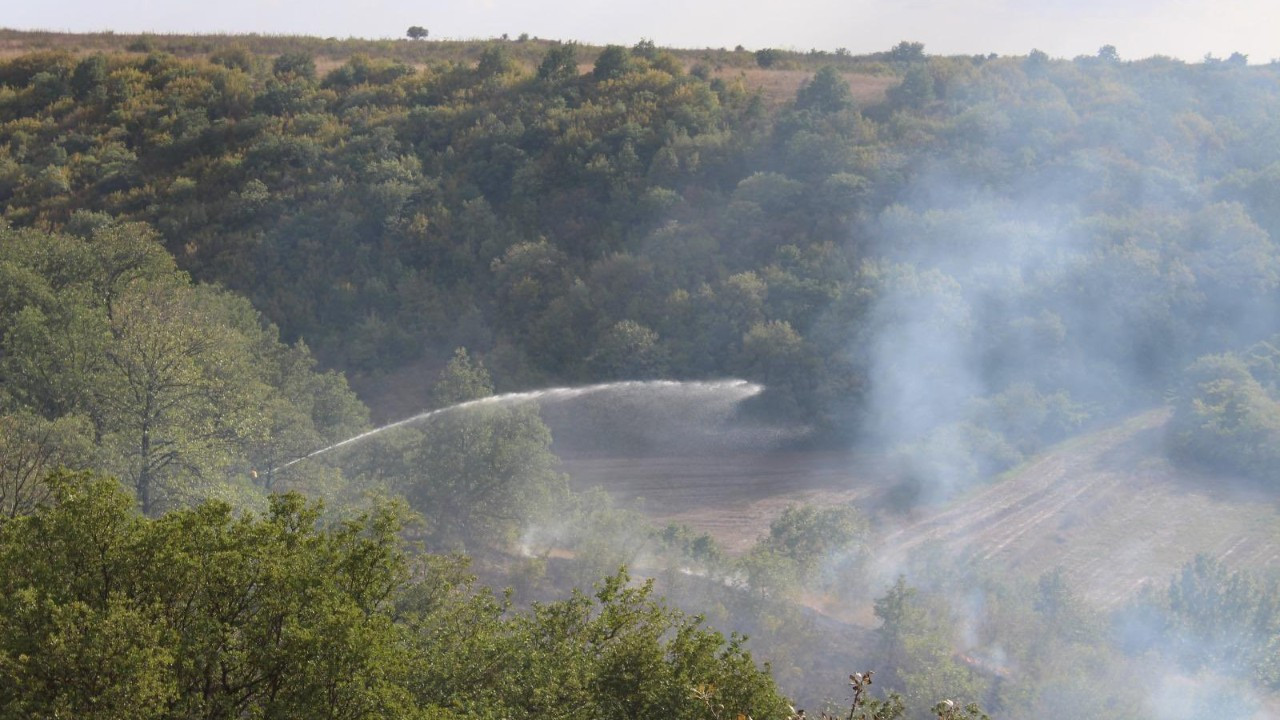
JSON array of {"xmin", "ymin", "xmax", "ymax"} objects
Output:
[
  {"xmin": 872, "ymin": 578, "xmax": 989, "ymax": 713},
  {"xmin": 402, "ymin": 568, "xmax": 793, "ymax": 720},
  {"xmin": 271, "ymin": 51, "xmax": 315, "ymax": 80},
  {"xmin": 593, "ymin": 45, "xmax": 631, "ymax": 81},
  {"xmin": 887, "ymin": 64, "xmax": 935, "ymax": 109},
  {"xmin": 0, "ymin": 224, "xmax": 362, "ymax": 514},
  {"xmin": 795, "ymin": 66, "xmax": 854, "ymax": 114},
  {"xmin": 587, "ymin": 320, "xmax": 668, "ymax": 380},
  {"xmin": 757, "ymin": 503, "xmax": 866, "ymax": 576},
  {"xmin": 0, "ymin": 473, "xmax": 792, "ymax": 718},
  {"xmin": 888, "ymin": 41, "xmax": 925, "ymax": 62},
  {"xmin": 1167, "ymin": 554, "xmax": 1279, "ymax": 681},
  {"xmin": 537, "ymin": 42, "xmax": 578, "ymax": 83},
  {"xmin": 755, "ymin": 48, "xmax": 781, "ymax": 68},
  {"xmin": 476, "ymin": 43, "xmax": 516, "ymax": 79},
  {"xmin": 0, "ymin": 412, "xmax": 94, "ymax": 520},
  {"xmin": 91, "ymin": 286, "xmax": 268, "ymax": 514},
  {"xmin": 397, "ymin": 352, "xmax": 568, "ymax": 550},
  {"xmin": 432, "ymin": 347, "xmax": 493, "ymax": 406},
  {"xmin": 0, "ymin": 471, "xmax": 416, "ymax": 719},
  {"xmin": 406, "ymin": 25, "xmax": 428, "ymax": 40},
  {"xmin": 69, "ymin": 54, "xmax": 107, "ymax": 101}
]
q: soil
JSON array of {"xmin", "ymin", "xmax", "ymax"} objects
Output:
[{"xmin": 563, "ymin": 408, "xmax": 1280, "ymax": 608}]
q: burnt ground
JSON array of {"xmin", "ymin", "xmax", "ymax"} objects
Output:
[
  {"xmin": 560, "ymin": 449, "xmax": 892, "ymax": 554},
  {"xmin": 562, "ymin": 408, "xmax": 1280, "ymax": 608}
]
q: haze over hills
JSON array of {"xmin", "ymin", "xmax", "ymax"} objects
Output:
[{"xmin": 4, "ymin": 29, "xmax": 1280, "ymax": 719}]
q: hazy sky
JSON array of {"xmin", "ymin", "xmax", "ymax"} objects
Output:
[{"xmin": 9, "ymin": 0, "xmax": 1278, "ymax": 62}]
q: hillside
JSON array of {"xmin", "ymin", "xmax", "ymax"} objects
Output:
[
  {"xmin": 571, "ymin": 409, "xmax": 1280, "ymax": 610},
  {"xmin": 0, "ymin": 27, "xmax": 898, "ymax": 108},
  {"xmin": 7, "ymin": 29, "xmax": 1280, "ymax": 718},
  {"xmin": 878, "ymin": 409, "xmax": 1280, "ymax": 607}
]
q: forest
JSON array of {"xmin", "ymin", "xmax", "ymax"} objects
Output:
[{"xmin": 3, "ymin": 29, "xmax": 1280, "ymax": 719}]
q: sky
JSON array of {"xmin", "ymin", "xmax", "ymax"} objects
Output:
[{"xmin": 7, "ymin": 0, "xmax": 1278, "ymax": 62}]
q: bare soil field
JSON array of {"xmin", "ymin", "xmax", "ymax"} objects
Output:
[
  {"xmin": 562, "ymin": 449, "xmax": 889, "ymax": 553},
  {"xmin": 881, "ymin": 408, "xmax": 1280, "ymax": 606},
  {"xmin": 565, "ymin": 408, "xmax": 1280, "ymax": 607}
]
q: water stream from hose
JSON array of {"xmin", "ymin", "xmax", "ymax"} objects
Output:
[{"xmin": 271, "ymin": 378, "xmax": 763, "ymax": 472}]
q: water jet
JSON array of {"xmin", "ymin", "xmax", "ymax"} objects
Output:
[{"xmin": 271, "ymin": 378, "xmax": 763, "ymax": 473}]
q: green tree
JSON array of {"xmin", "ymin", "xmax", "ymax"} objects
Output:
[
  {"xmin": 795, "ymin": 66, "xmax": 854, "ymax": 114},
  {"xmin": 0, "ymin": 471, "xmax": 416, "ymax": 719},
  {"xmin": 397, "ymin": 352, "xmax": 568, "ymax": 550},
  {"xmin": 888, "ymin": 41, "xmax": 926, "ymax": 62},
  {"xmin": 94, "ymin": 285, "xmax": 268, "ymax": 514},
  {"xmin": 873, "ymin": 578, "xmax": 988, "ymax": 717},
  {"xmin": 537, "ymin": 43, "xmax": 579, "ymax": 83},
  {"xmin": 755, "ymin": 503, "xmax": 866, "ymax": 577},
  {"xmin": 887, "ymin": 64, "xmax": 935, "ymax": 109},
  {"xmin": 0, "ymin": 224, "xmax": 365, "ymax": 513},
  {"xmin": 587, "ymin": 320, "xmax": 669, "ymax": 380},
  {"xmin": 271, "ymin": 51, "xmax": 315, "ymax": 80},
  {"xmin": 432, "ymin": 347, "xmax": 494, "ymax": 405},
  {"xmin": 0, "ymin": 412, "xmax": 95, "ymax": 520},
  {"xmin": 406, "ymin": 26, "xmax": 428, "ymax": 40},
  {"xmin": 593, "ymin": 45, "xmax": 632, "ymax": 81}
]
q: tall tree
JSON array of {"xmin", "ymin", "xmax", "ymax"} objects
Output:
[
  {"xmin": 96, "ymin": 286, "xmax": 266, "ymax": 513},
  {"xmin": 397, "ymin": 350, "xmax": 568, "ymax": 550}
]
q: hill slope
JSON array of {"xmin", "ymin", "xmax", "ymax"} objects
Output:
[
  {"xmin": 567, "ymin": 409, "xmax": 1280, "ymax": 608},
  {"xmin": 878, "ymin": 409, "xmax": 1280, "ymax": 606}
]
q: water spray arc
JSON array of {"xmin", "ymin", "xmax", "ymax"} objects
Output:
[{"xmin": 271, "ymin": 379, "xmax": 763, "ymax": 473}]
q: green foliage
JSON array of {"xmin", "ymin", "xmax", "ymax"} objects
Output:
[
  {"xmin": 0, "ymin": 471, "xmax": 791, "ymax": 720},
  {"xmin": 0, "ymin": 411, "xmax": 95, "ymax": 520},
  {"xmin": 1166, "ymin": 555, "xmax": 1280, "ymax": 687},
  {"xmin": 743, "ymin": 503, "xmax": 867, "ymax": 596},
  {"xmin": 0, "ymin": 471, "xmax": 417, "ymax": 719},
  {"xmin": 755, "ymin": 48, "xmax": 782, "ymax": 68},
  {"xmin": 886, "ymin": 65, "xmax": 934, "ymax": 109},
  {"xmin": 0, "ymin": 223, "xmax": 367, "ymax": 513},
  {"xmin": 386, "ymin": 351, "xmax": 569, "ymax": 551},
  {"xmin": 432, "ymin": 347, "xmax": 494, "ymax": 405},
  {"xmin": 795, "ymin": 67, "xmax": 854, "ymax": 114},
  {"xmin": 871, "ymin": 577, "xmax": 991, "ymax": 719},
  {"xmin": 5, "ymin": 38, "xmax": 1275, "ymax": 445},
  {"xmin": 537, "ymin": 42, "xmax": 578, "ymax": 82},
  {"xmin": 587, "ymin": 319, "xmax": 669, "ymax": 379},
  {"xmin": 593, "ymin": 45, "xmax": 631, "ymax": 81},
  {"xmin": 271, "ymin": 51, "xmax": 315, "ymax": 80},
  {"xmin": 887, "ymin": 42, "xmax": 926, "ymax": 63},
  {"xmin": 1171, "ymin": 339, "xmax": 1280, "ymax": 486}
]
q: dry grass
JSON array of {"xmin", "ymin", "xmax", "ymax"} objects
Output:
[
  {"xmin": 0, "ymin": 28, "xmax": 899, "ymax": 107},
  {"xmin": 714, "ymin": 67, "xmax": 897, "ymax": 106}
]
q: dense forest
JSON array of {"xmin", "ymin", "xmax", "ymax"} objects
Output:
[{"xmin": 4, "ymin": 30, "xmax": 1280, "ymax": 719}]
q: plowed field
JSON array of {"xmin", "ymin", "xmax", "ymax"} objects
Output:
[{"xmin": 563, "ymin": 408, "xmax": 1280, "ymax": 607}]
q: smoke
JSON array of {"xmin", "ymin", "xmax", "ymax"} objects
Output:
[{"xmin": 823, "ymin": 59, "xmax": 1280, "ymax": 717}]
